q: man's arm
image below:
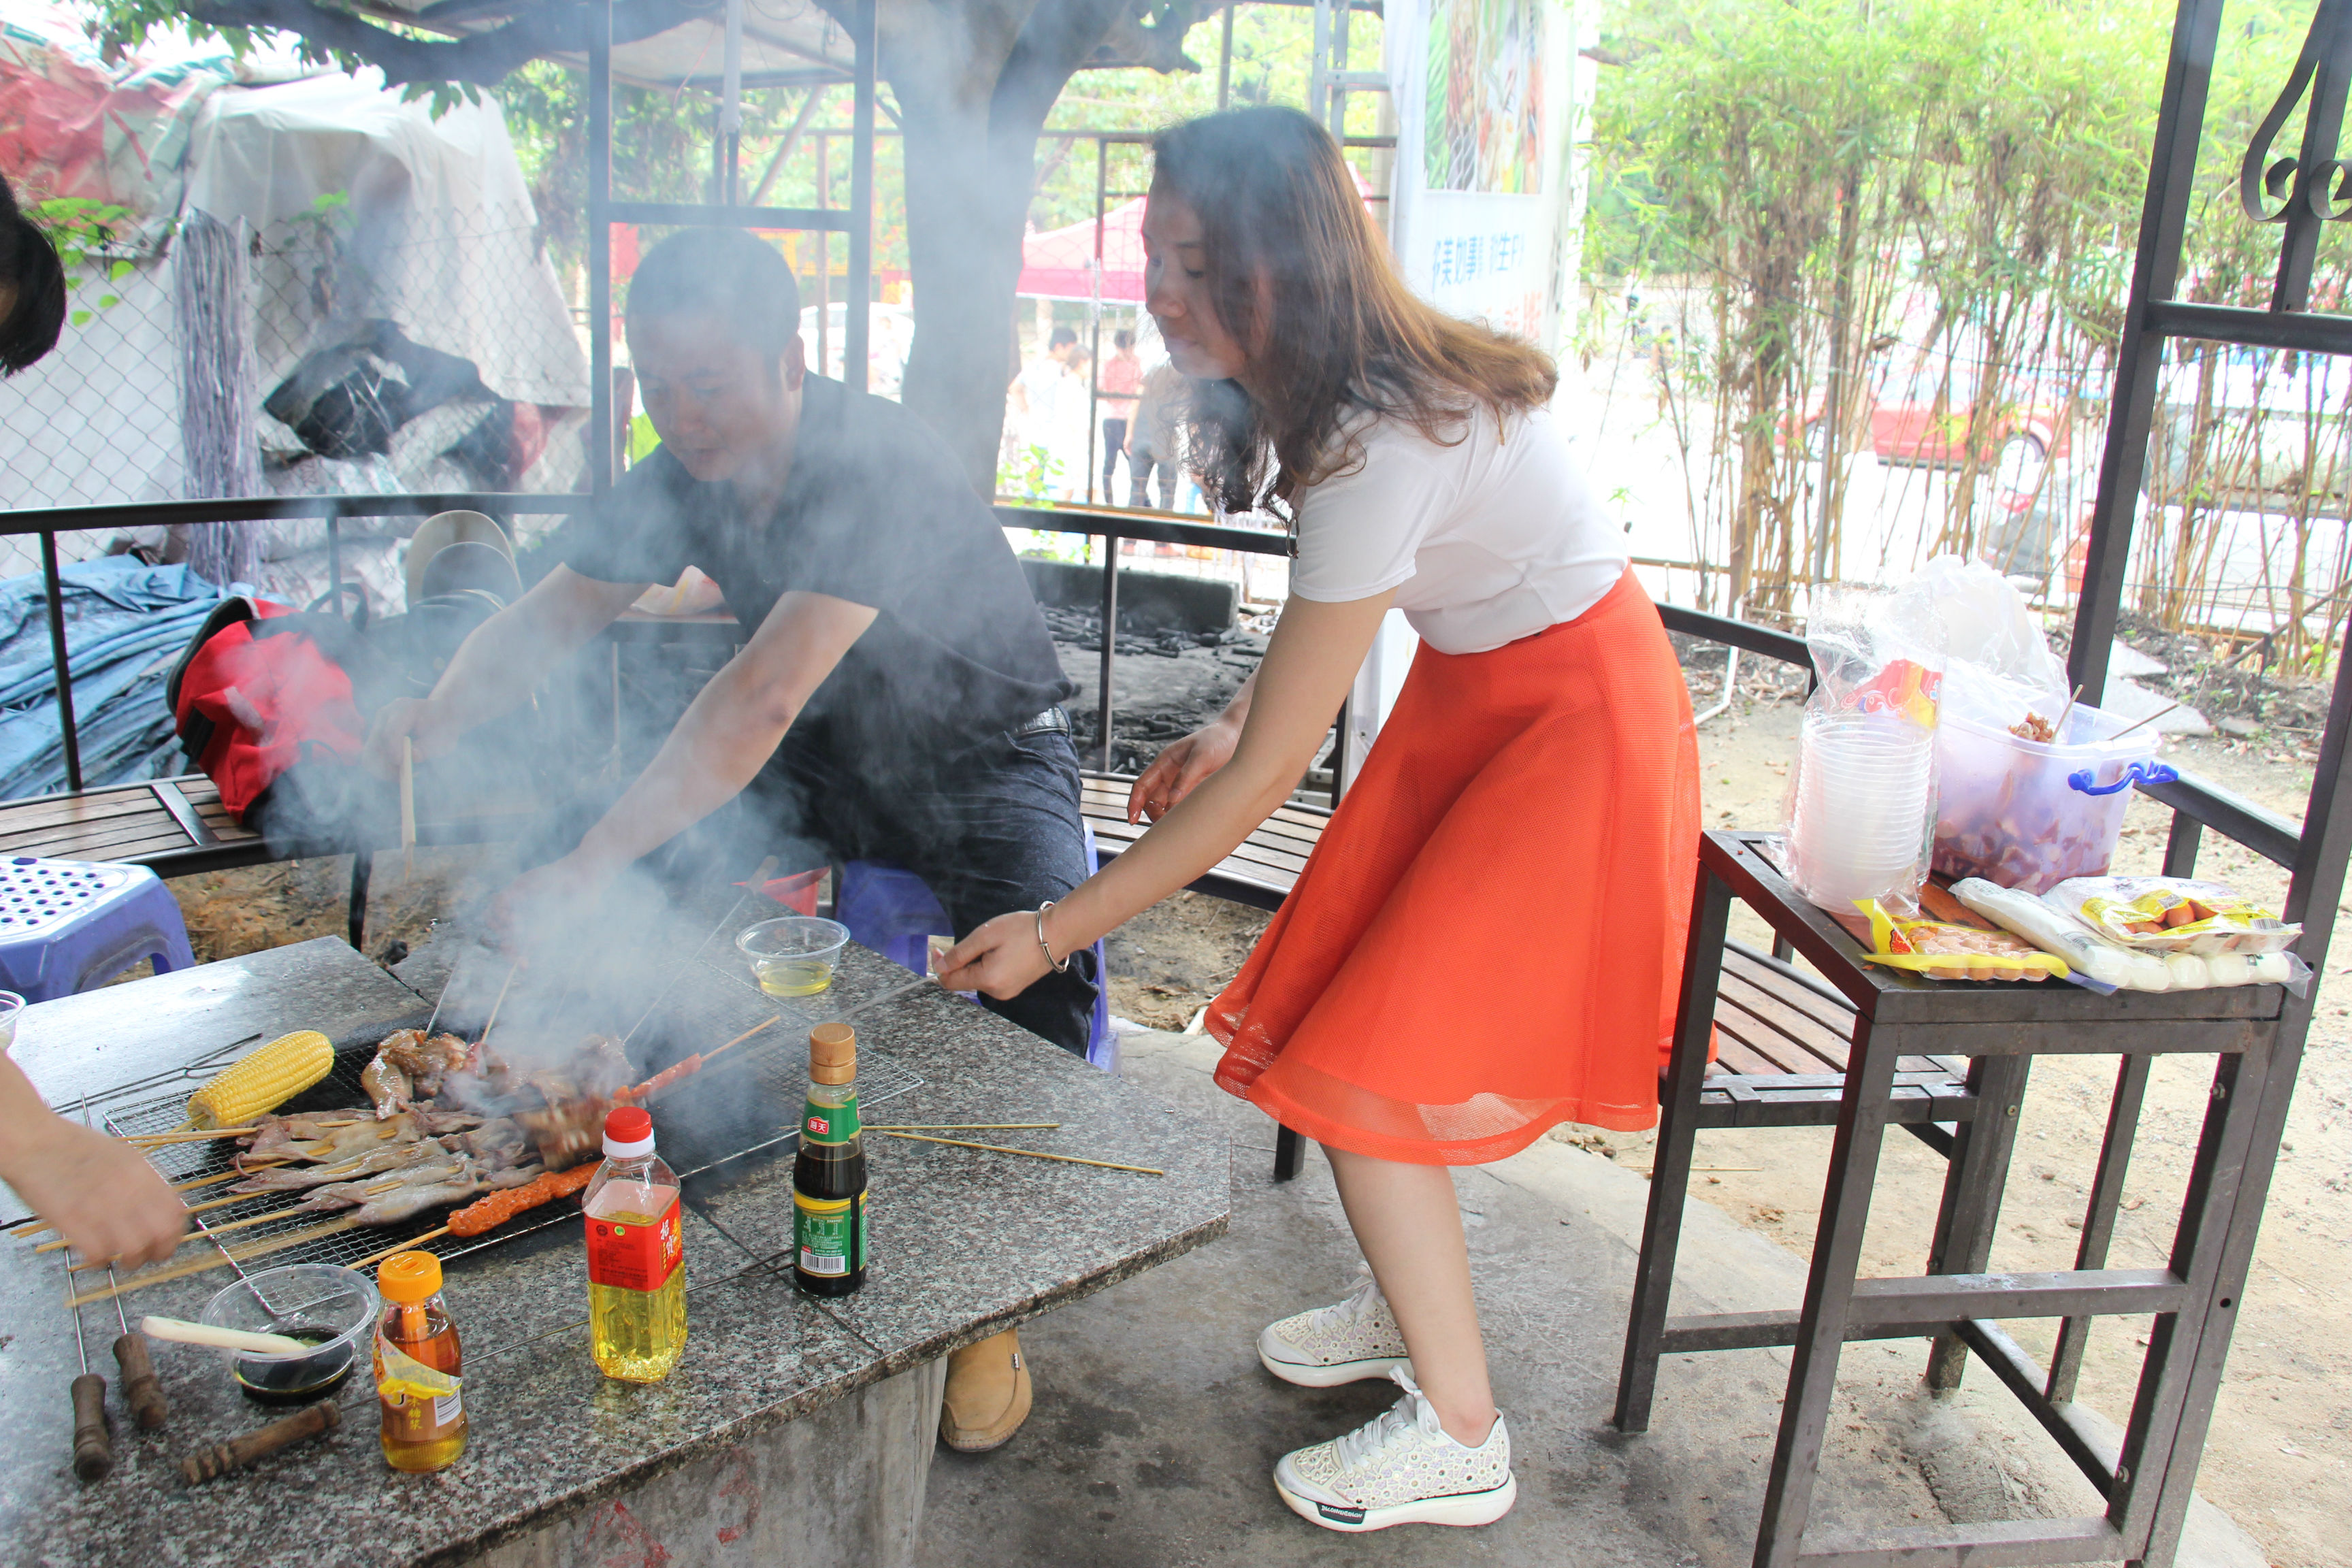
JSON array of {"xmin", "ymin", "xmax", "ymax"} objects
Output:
[
  {"xmin": 494, "ymin": 590, "xmax": 878, "ymax": 928},
  {"xmin": 361, "ymin": 565, "xmax": 647, "ymax": 778}
]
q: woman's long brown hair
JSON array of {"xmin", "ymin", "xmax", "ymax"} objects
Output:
[{"xmin": 1151, "ymin": 106, "xmax": 1556, "ymax": 516}]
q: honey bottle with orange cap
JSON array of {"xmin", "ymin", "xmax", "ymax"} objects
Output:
[{"xmin": 374, "ymin": 1251, "xmax": 466, "ymax": 1472}]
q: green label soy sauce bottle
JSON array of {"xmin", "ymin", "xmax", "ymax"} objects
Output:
[{"xmin": 794, "ymin": 1022, "xmax": 868, "ymax": 1296}]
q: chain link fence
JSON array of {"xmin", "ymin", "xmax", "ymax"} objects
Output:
[{"xmin": 0, "ymin": 203, "xmax": 592, "ymax": 606}]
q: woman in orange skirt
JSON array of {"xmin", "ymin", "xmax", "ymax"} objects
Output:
[{"xmin": 943, "ymin": 106, "xmax": 1699, "ymax": 1533}]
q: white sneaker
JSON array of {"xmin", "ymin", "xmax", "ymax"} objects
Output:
[
  {"xmin": 1258, "ymin": 1271, "xmax": 1412, "ymax": 1387},
  {"xmin": 1273, "ymin": 1367, "xmax": 1517, "ymax": 1532}
]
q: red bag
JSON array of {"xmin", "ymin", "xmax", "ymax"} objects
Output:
[{"xmin": 165, "ymin": 598, "xmax": 372, "ymax": 820}]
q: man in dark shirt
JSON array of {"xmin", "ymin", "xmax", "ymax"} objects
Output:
[{"xmin": 364, "ymin": 227, "xmax": 1091, "ymax": 1448}]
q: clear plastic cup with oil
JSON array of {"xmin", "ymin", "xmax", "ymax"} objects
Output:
[{"xmin": 736, "ymin": 917, "xmax": 851, "ymax": 998}]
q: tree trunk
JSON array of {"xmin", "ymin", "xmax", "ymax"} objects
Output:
[{"xmin": 880, "ymin": 0, "xmax": 1137, "ymax": 496}]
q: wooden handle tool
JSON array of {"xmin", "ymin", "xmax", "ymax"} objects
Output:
[
  {"xmin": 109, "ymin": 1267, "xmax": 167, "ymax": 1430},
  {"xmin": 179, "ymin": 1400, "xmax": 340, "ymax": 1485},
  {"xmin": 112, "ymin": 1333, "xmax": 167, "ymax": 1431},
  {"xmin": 71, "ymin": 1371, "xmax": 112, "ymax": 1481}
]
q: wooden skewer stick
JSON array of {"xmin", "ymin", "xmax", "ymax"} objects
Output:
[
  {"xmin": 67, "ymin": 1202, "xmax": 333, "ymax": 1269},
  {"xmin": 866, "ymin": 1124, "xmax": 1063, "ymax": 1132},
  {"xmin": 347, "ymin": 1226, "xmax": 449, "ymax": 1275},
  {"xmin": 10, "ymin": 1162, "xmax": 295, "ymax": 1236},
  {"xmin": 872, "ymin": 1130, "xmax": 1162, "ymax": 1176},
  {"xmin": 2053, "ymin": 683, "xmax": 2083, "ymax": 737},
  {"xmin": 478, "ymin": 957, "xmax": 521, "ymax": 1047},
  {"xmin": 129, "ymin": 1117, "xmax": 361, "ymax": 1147},
  {"xmin": 2106, "ymin": 698, "xmax": 2183, "ymax": 740},
  {"xmin": 33, "ymin": 1190, "xmax": 267, "ymax": 1252},
  {"xmin": 702, "ymin": 1015, "xmax": 778, "ymax": 1063},
  {"xmin": 65, "ymin": 1219, "xmax": 359, "ymax": 1309},
  {"xmin": 399, "ymin": 735, "xmax": 416, "ymax": 881}
]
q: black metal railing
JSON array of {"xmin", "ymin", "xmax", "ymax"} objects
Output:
[{"xmin": 0, "ymin": 493, "xmax": 1285, "ymax": 796}]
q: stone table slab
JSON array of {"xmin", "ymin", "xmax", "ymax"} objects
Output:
[{"xmin": 0, "ymin": 924, "xmax": 1229, "ymax": 1567}]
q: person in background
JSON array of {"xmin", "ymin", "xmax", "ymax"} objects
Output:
[
  {"xmin": 1048, "ymin": 342, "xmax": 1094, "ymax": 501},
  {"xmin": 1009, "ymin": 323, "xmax": 1078, "ymax": 450},
  {"xmin": 944, "ymin": 106, "xmax": 1699, "ymax": 1533},
  {"xmin": 0, "ymin": 173, "xmax": 183, "ymax": 1270},
  {"xmin": 1125, "ymin": 359, "xmax": 1188, "ymax": 510},
  {"xmin": 1098, "ymin": 328, "xmax": 1141, "ymax": 500}
]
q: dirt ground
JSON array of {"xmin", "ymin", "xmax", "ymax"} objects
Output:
[{"xmin": 148, "ymin": 674, "xmax": 2345, "ymax": 1566}]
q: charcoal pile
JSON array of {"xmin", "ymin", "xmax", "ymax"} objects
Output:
[
  {"xmin": 1050, "ymin": 615, "xmax": 1268, "ymax": 775},
  {"xmin": 1041, "ymin": 604, "xmax": 1237, "ymax": 658}
]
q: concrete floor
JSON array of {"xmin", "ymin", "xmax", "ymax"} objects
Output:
[{"xmin": 913, "ymin": 1030, "xmax": 2265, "ymax": 1568}]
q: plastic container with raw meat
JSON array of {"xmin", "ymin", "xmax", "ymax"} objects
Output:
[{"xmin": 1931, "ymin": 702, "xmax": 2175, "ymax": 894}]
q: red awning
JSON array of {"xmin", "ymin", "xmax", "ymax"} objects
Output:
[{"xmin": 1017, "ymin": 197, "xmax": 1147, "ymax": 304}]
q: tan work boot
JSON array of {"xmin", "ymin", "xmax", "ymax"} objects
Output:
[{"xmin": 940, "ymin": 1327, "xmax": 1032, "ymax": 1452}]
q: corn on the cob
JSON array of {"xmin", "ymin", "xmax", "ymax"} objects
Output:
[{"xmin": 185, "ymin": 1031, "xmax": 333, "ymax": 1130}]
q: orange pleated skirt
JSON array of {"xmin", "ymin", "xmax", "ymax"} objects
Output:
[{"xmin": 1208, "ymin": 569, "xmax": 1701, "ymax": 1166}]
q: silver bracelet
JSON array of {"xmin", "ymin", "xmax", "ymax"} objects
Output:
[{"xmin": 1035, "ymin": 902, "xmax": 1073, "ymax": 974}]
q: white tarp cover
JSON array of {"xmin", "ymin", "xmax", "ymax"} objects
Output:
[{"xmin": 184, "ymin": 73, "xmax": 588, "ymax": 408}]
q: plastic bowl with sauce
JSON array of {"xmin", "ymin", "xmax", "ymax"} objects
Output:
[
  {"xmin": 736, "ymin": 917, "xmax": 851, "ymax": 998},
  {"xmin": 201, "ymin": 1264, "xmax": 380, "ymax": 1406}
]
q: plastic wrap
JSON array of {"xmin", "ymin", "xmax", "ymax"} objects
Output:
[
  {"xmin": 2045, "ymin": 876, "xmax": 2303, "ymax": 956},
  {"xmin": 1783, "ymin": 585, "xmax": 1946, "ymax": 915}
]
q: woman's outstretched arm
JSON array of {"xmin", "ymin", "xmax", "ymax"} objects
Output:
[{"xmin": 941, "ymin": 590, "xmax": 1394, "ymax": 998}]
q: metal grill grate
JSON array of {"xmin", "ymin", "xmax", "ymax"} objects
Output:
[{"xmin": 90, "ymin": 994, "xmax": 922, "ymax": 1283}]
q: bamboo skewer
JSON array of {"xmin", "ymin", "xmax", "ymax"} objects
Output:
[
  {"xmin": 700, "ymin": 1015, "xmax": 777, "ymax": 1064},
  {"xmin": 2107, "ymin": 698, "xmax": 2184, "ymax": 740},
  {"xmin": 872, "ymin": 1130, "xmax": 1161, "ymax": 1176},
  {"xmin": 866, "ymin": 1124, "xmax": 1062, "ymax": 1132},
  {"xmin": 349, "ymin": 1227, "xmax": 448, "ymax": 1274},
  {"xmin": 64, "ymin": 1219, "xmax": 359, "ymax": 1309},
  {"xmin": 66, "ymin": 1202, "xmax": 338, "ymax": 1270},
  {"xmin": 129, "ymin": 1120, "xmax": 360, "ymax": 1147},
  {"xmin": 32, "ymin": 1190, "xmax": 260, "ymax": 1252},
  {"xmin": 2053, "ymin": 682, "xmax": 2083, "ymax": 736},
  {"xmin": 399, "ymin": 735, "xmax": 416, "ymax": 881},
  {"xmin": 478, "ymin": 956, "xmax": 521, "ymax": 1047}
]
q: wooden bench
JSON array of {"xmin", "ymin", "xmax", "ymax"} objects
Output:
[
  {"xmin": 1079, "ymin": 772, "xmax": 1324, "ymax": 911},
  {"xmin": 0, "ymin": 774, "xmax": 266, "ymax": 877}
]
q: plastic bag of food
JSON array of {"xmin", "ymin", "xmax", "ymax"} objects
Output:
[
  {"xmin": 1784, "ymin": 585, "xmax": 1946, "ymax": 915},
  {"xmin": 1953, "ymin": 877, "xmax": 2313, "ymax": 994},
  {"xmin": 2044, "ymin": 876, "xmax": 2303, "ymax": 956},
  {"xmin": 1854, "ymin": 900, "xmax": 2066, "ymax": 982},
  {"xmin": 1950, "ymin": 878, "xmax": 2166, "ymax": 990}
]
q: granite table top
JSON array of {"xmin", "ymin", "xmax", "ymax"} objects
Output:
[{"xmin": 0, "ymin": 930, "xmax": 1230, "ymax": 1567}]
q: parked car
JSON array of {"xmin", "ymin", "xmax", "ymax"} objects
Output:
[{"xmin": 1788, "ymin": 346, "xmax": 2075, "ymax": 510}]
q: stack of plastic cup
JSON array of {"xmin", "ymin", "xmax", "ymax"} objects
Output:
[{"xmin": 1786, "ymin": 709, "xmax": 1937, "ymax": 911}]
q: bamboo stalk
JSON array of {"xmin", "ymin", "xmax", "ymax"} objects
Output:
[
  {"xmin": 64, "ymin": 1219, "xmax": 359, "ymax": 1309},
  {"xmin": 348, "ymin": 1227, "xmax": 448, "ymax": 1275},
  {"xmin": 872, "ymin": 1130, "xmax": 1160, "ymax": 1176}
]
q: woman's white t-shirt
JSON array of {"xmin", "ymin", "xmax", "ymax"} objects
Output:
[{"xmin": 1288, "ymin": 406, "xmax": 1628, "ymax": 655}]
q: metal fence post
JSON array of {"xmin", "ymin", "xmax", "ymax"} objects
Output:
[
  {"xmin": 39, "ymin": 530, "xmax": 80, "ymax": 791},
  {"xmin": 1098, "ymin": 531, "xmax": 1120, "ymax": 772}
]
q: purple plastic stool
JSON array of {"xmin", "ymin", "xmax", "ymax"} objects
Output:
[
  {"xmin": 836, "ymin": 827, "xmax": 1116, "ymax": 1071},
  {"xmin": 0, "ymin": 855, "xmax": 196, "ymax": 1002}
]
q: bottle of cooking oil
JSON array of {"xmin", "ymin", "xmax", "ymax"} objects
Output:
[
  {"xmin": 375, "ymin": 1251, "xmax": 466, "ymax": 1472},
  {"xmin": 584, "ymin": 1105, "xmax": 687, "ymax": 1382},
  {"xmin": 794, "ymin": 1022, "xmax": 868, "ymax": 1296}
]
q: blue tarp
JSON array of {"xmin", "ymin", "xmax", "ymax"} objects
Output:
[{"xmin": 0, "ymin": 559, "xmax": 247, "ymax": 800}]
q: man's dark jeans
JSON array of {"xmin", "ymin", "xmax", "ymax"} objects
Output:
[{"xmin": 530, "ymin": 730, "xmax": 1100, "ymax": 1057}]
